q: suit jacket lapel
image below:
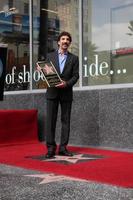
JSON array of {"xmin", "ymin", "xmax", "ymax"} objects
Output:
[{"xmin": 51, "ymin": 51, "xmax": 60, "ymax": 74}]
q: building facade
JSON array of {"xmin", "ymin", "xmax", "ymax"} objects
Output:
[{"xmin": 0, "ymin": 0, "xmax": 133, "ymax": 148}]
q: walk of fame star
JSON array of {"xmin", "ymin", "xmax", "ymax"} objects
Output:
[
  {"xmin": 43, "ymin": 64, "xmax": 54, "ymax": 75},
  {"xmin": 26, "ymin": 153, "xmax": 104, "ymax": 165},
  {"xmin": 25, "ymin": 173, "xmax": 88, "ymax": 184},
  {"xmin": 43, "ymin": 154, "xmax": 96, "ymax": 164}
]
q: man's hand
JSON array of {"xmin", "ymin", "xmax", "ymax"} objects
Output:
[
  {"xmin": 36, "ymin": 63, "xmax": 42, "ymax": 72},
  {"xmin": 55, "ymin": 81, "xmax": 67, "ymax": 88}
]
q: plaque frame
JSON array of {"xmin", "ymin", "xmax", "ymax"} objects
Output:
[{"xmin": 37, "ymin": 61, "xmax": 62, "ymax": 87}]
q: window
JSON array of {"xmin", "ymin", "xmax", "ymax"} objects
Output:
[
  {"xmin": 0, "ymin": 0, "xmax": 30, "ymax": 91},
  {"xmin": 24, "ymin": 3, "xmax": 29, "ymax": 14},
  {"xmin": 32, "ymin": 0, "xmax": 79, "ymax": 89},
  {"xmin": 82, "ymin": 0, "xmax": 133, "ymax": 86},
  {"xmin": 8, "ymin": 0, "xmax": 13, "ymax": 8}
]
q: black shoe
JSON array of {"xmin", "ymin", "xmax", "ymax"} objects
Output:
[
  {"xmin": 45, "ymin": 152, "xmax": 55, "ymax": 159},
  {"xmin": 58, "ymin": 150, "xmax": 73, "ymax": 157}
]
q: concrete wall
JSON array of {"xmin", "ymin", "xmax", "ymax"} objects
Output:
[{"xmin": 0, "ymin": 88, "xmax": 133, "ymax": 149}]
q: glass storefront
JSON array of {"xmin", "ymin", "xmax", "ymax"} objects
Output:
[
  {"xmin": 0, "ymin": 0, "xmax": 30, "ymax": 91},
  {"xmin": 32, "ymin": 0, "xmax": 79, "ymax": 89},
  {"xmin": 83, "ymin": 0, "xmax": 133, "ymax": 86},
  {"xmin": 0, "ymin": 0, "xmax": 133, "ymax": 91}
]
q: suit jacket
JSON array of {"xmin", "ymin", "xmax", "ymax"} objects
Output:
[{"xmin": 46, "ymin": 50, "xmax": 79, "ymax": 101}]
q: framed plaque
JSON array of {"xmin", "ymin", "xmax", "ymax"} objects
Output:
[{"xmin": 37, "ymin": 61, "xmax": 62, "ymax": 87}]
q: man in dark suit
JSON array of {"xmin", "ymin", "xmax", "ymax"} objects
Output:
[{"xmin": 37, "ymin": 31, "xmax": 79, "ymax": 158}]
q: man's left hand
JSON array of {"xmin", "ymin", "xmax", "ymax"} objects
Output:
[{"xmin": 55, "ymin": 81, "xmax": 67, "ymax": 88}]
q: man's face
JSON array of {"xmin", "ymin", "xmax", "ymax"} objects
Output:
[{"xmin": 58, "ymin": 35, "xmax": 71, "ymax": 51}]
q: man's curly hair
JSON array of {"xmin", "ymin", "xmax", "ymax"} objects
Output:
[{"xmin": 57, "ymin": 31, "xmax": 72, "ymax": 43}]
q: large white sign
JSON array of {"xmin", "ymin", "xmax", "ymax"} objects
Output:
[
  {"xmin": 83, "ymin": 54, "xmax": 126, "ymax": 77},
  {"xmin": 5, "ymin": 54, "xmax": 127, "ymax": 85}
]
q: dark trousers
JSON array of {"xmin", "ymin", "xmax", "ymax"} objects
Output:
[{"xmin": 46, "ymin": 99, "xmax": 72, "ymax": 152}]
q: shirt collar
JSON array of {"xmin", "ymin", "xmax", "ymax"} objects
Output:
[{"xmin": 58, "ymin": 49, "xmax": 68, "ymax": 55}]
